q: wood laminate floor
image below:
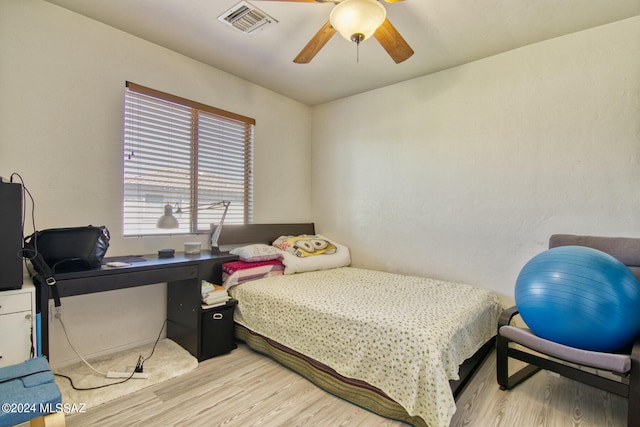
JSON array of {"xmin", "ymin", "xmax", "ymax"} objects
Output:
[{"xmin": 61, "ymin": 343, "xmax": 627, "ymax": 427}]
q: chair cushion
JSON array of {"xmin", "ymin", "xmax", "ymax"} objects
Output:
[
  {"xmin": 0, "ymin": 357, "xmax": 62, "ymax": 426},
  {"xmin": 499, "ymin": 325, "xmax": 631, "ymax": 374},
  {"xmin": 549, "ymin": 234, "xmax": 640, "ymax": 268}
]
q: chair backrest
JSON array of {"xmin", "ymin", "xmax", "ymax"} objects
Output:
[{"xmin": 549, "ymin": 234, "xmax": 640, "ymax": 281}]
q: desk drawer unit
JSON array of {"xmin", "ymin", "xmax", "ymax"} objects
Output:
[
  {"xmin": 0, "ymin": 292, "xmax": 31, "ymax": 315},
  {"xmin": 0, "ymin": 285, "xmax": 36, "ymax": 367}
]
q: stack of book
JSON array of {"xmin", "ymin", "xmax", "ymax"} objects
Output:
[{"xmin": 201, "ymin": 280, "xmax": 231, "ymax": 308}]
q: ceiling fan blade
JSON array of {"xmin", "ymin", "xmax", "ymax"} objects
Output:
[
  {"xmin": 293, "ymin": 21, "xmax": 336, "ymax": 63},
  {"xmin": 373, "ymin": 18, "xmax": 414, "ymax": 64}
]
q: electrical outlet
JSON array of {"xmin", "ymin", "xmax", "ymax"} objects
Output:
[{"xmin": 49, "ymin": 300, "xmax": 64, "ymax": 321}]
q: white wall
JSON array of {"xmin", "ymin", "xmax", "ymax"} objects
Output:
[
  {"xmin": 311, "ymin": 16, "xmax": 640, "ymax": 304},
  {"xmin": 0, "ymin": 0, "xmax": 312, "ymax": 366}
]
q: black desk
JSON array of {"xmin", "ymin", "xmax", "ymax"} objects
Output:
[{"xmin": 40, "ymin": 251, "xmax": 237, "ymax": 360}]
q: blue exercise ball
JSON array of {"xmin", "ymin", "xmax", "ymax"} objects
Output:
[{"xmin": 515, "ymin": 245, "xmax": 640, "ymax": 352}]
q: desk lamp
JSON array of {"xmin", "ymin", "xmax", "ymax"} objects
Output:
[{"xmin": 157, "ymin": 200, "xmax": 230, "ymax": 253}]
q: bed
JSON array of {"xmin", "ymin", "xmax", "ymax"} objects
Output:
[{"xmin": 217, "ymin": 224, "xmax": 502, "ymax": 427}]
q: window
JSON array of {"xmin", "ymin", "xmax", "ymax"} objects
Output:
[{"xmin": 123, "ymin": 82, "xmax": 254, "ymax": 236}]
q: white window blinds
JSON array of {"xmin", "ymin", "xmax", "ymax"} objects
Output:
[{"xmin": 123, "ymin": 82, "xmax": 254, "ymax": 236}]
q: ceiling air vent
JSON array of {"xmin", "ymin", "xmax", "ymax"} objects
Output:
[{"xmin": 218, "ymin": 1, "xmax": 278, "ymax": 35}]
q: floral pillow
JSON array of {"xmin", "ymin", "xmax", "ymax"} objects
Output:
[
  {"xmin": 230, "ymin": 244, "xmax": 283, "ymax": 262},
  {"xmin": 272, "ymin": 234, "xmax": 351, "ymax": 274},
  {"xmin": 272, "ymin": 235, "xmax": 337, "ymax": 257}
]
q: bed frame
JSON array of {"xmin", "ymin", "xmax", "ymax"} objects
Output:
[{"xmin": 218, "ymin": 223, "xmax": 495, "ymax": 425}]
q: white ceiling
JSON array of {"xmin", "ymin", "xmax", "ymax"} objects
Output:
[{"xmin": 45, "ymin": 0, "xmax": 640, "ymax": 106}]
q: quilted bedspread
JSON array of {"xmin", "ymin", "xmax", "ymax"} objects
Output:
[{"xmin": 229, "ymin": 267, "xmax": 501, "ymax": 427}]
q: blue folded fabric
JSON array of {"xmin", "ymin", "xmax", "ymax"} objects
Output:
[{"xmin": 0, "ymin": 357, "xmax": 62, "ymax": 427}]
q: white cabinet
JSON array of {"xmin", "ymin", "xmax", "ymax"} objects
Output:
[{"xmin": 0, "ymin": 283, "xmax": 36, "ymax": 367}]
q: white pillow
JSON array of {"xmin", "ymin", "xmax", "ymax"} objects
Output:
[
  {"xmin": 230, "ymin": 244, "xmax": 283, "ymax": 262},
  {"xmin": 275, "ymin": 235, "xmax": 351, "ymax": 274}
]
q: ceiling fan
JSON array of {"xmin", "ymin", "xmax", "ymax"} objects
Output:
[{"xmin": 255, "ymin": 0, "xmax": 414, "ymax": 64}]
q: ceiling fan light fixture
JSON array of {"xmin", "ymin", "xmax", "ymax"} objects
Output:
[{"xmin": 329, "ymin": 0, "xmax": 386, "ymax": 43}]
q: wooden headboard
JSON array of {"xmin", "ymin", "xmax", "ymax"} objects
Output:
[{"xmin": 217, "ymin": 223, "xmax": 315, "ymax": 245}]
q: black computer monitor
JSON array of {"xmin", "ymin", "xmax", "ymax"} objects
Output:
[{"xmin": 0, "ymin": 181, "xmax": 23, "ymax": 290}]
